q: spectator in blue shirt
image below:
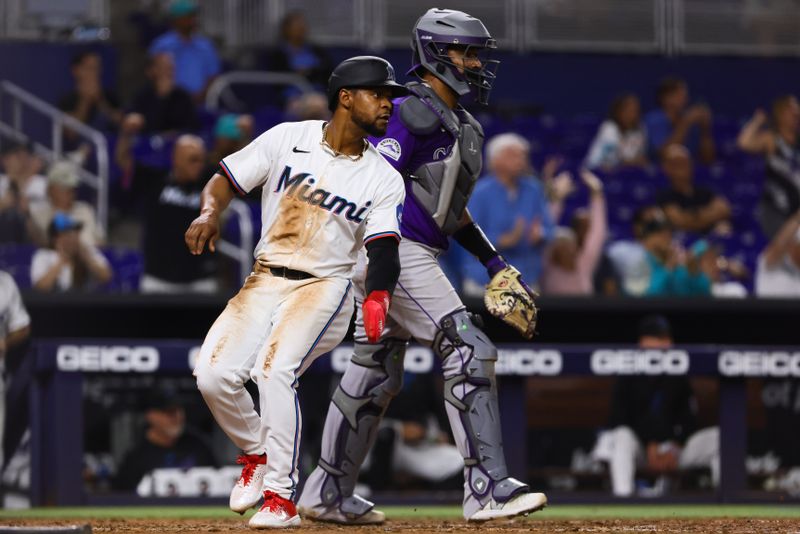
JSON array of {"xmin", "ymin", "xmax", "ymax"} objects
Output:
[
  {"xmin": 462, "ymin": 133, "xmax": 555, "ymax": 295},
  {"xmin": 265, "ymin": 11, "xmax": 333, "ymax": 91},
  {"xmin": 644, "ymin": 78, "xmax": 715, "ymax": 165},
  {"xmin": 149, "ymin": 0, "xmax": 220, "ymax": 102}
]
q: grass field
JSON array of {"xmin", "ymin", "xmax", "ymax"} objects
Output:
[{"xmin": 3, "ymin": 504, "xmax": 800, "ymax": 519}]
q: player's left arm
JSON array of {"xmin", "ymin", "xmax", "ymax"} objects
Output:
[
  {"xmin": 361, "ymin": 174, "xmax": 405, "ymax": 343},
  {"xmin": 453, "ymin": 210, "xmax": 512, "ymax": 281},
  {"xmin": 453, "ymin": 210, "xmax": 539, "ymax": 339}
]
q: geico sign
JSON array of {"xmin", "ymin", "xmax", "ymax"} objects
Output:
[
  {"xmin": 496, "ymin": 349, "xmax": 562, "ymax": 376},
  {"xmin": 56, "ymin": 345, "xmax": 160, "ymax": 372},
  {"xmin": 719, "ymin": 351, "xmax": 800, "ymax": 377},
  {"xmin": 591, "ymin": 350, "xmax": 690, "ymax": 375}
]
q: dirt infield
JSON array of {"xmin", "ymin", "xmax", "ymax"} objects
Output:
[{"xmin": 5, "ymin": 517, "xmax": 800, "ymax": 533}]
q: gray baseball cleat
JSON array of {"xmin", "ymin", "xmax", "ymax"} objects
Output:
[
  {"xmin": 297, "ymin": 496, "xmax": 386, "ymax": 525},
  {"xmin": 467, "ymin": 491, "xmax": 548, "ymax": 522}
]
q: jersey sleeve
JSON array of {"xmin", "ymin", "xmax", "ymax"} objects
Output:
[
  {"xmin": 219, "ymin": 123, "xmax": 285, "ymax": 195},
  {"xmin": 370, "ymin": 112, "xmax": 417, "ymax": 172},
  {"xmin": 1, "ymin": 273, "xmax": 30, "ymax": 333},
  {"xmin": 364, "ymin": 172, "xmax": 406, "ymax": 245}
]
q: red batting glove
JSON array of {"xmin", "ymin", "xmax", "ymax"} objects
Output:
[{"xmin": 363, "ymin": 290, "xmax": 389, "ymax": 343}]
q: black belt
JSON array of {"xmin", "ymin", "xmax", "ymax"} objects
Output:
[{"xmin": 269, "ymin": 266, "xmax": 314, "ymax": 280}]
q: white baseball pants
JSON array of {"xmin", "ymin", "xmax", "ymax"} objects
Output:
[
  {"xmin": 592, "ymin": 425, "xmax": 720, "ymax": 496},
  {"xmin": 194, "ymin": 263, "xmax": 353, "ymax": 500}
]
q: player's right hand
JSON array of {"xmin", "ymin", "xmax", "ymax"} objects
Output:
[
  {"xmin": 185, "ymin": 212, "xmax": 220, "ymax": 255},
  {"xmin": 363, "ymin": 290, "xmax": 389, "ymax": 343}
]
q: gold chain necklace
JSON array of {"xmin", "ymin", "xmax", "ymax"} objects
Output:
[{"xmin": 321, "ymin": 122, "xmax": 367, "ymax": 162}]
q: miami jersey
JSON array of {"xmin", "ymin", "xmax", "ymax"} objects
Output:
[{"xmin": 220, "ymin": 120, "xmax": 405, "ymax": 279}]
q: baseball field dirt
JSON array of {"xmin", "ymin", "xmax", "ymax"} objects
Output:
[{"xmin": 3, "ymin": 505, "xmax": 800, "ymax": 533}]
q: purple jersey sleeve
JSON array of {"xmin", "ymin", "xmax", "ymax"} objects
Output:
[{"xmin": 368, "ymin": 97, "xmax": 417, "ymax": 172}]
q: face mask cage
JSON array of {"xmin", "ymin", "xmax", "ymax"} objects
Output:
[{"xmin": 423, "ymin": 40, "xmax": 499, "ymax": 105}]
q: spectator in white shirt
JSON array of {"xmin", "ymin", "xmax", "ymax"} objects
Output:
[
  {"xmin": 31, "ymin": 213, "xmax": 112, "ymax": 293},
  {"xmin": 30, "ymin": 161, "xmax": 104, "ymax": 246},
  {"xmin": 585, "ymin": 94, "xmax": 648, "ymax": 171},
  {"xmin": 756, "ymin": 210, "xmax": 800, "ymax": 298}
]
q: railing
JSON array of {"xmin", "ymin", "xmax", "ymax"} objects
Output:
[
  {"xmin": 216, "ymin": 198, "xmax": 254, "ymax": 285},
  {"xmin": 4, "ymin": 0, "xmax": 800, "ymax": 57},
  {"xmin": 0, "ymin": 80, "xmax": 110, "ymax": 232},
  {"xmin": 204, "ymin": 70, "xmax": 315, "ymax": 111},
  {"xmin": 0, "ymin": 80, "xmax": 255, "ymax": 286},
  {"xmin": 0, "ymin": 0, "xmax": 110, "ymax": 40}
]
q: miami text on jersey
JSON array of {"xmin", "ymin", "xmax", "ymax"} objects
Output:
[{"xmin": 275, "ymin": 165, "xmax": 371, "ymax": 223}]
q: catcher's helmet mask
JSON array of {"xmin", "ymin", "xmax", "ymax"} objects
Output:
[{"xmin": 410, "ymin": 9, "xmax": 500, "ymax": 105}]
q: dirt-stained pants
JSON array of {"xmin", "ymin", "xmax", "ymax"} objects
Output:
[{"xmin": 194, "ymin": 263, "xmax": 353, "ymax": 500}]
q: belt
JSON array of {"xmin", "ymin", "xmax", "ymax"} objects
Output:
[{"xmin": 268, "ymin": 266, "xmax": 314, "ymax": 280}]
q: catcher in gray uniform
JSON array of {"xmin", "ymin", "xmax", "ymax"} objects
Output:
[{"xmin": 298, "ymin": 8, "xmax": 545, "ymax": 523}]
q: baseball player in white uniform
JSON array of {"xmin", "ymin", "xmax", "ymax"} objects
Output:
[
  {"xmin": 186, "ymin": 56, "xmax": 407, "ymax": 529},
  {"xmin": 0, "ymin": 270, "xmax": 31, "ymax": 469}
]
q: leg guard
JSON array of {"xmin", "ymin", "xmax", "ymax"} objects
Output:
[
  {"xmin": 435, "ymin": 309, "xmax": 529, "ymax": 516},
  {"xmin": 298, "ymin": 339, "xmax": 406, "ymax": 521}
]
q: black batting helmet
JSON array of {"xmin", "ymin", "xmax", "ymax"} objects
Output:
[{"xmin": 327, "ymin": 56, "xmax": 408, "ymax": 111}]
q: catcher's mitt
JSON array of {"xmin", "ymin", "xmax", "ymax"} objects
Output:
[{"xmin": 484, "ymin": 266, "xmax": 538, "ymax": 339}]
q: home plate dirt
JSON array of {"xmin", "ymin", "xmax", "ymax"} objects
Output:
[{"xmin": 4, "ymin": 518, "xmax": 800, "ymax": 533}]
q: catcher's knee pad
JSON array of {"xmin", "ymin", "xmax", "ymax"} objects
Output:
[
  {"xmin": 321, "ymin": 339, "xmax": 407, "ymax": 506},
  {"xmin": 434, "ymin": 309, "xmax": 529, "ymax": 504}
]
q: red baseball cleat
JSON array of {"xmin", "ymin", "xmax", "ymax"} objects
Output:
[
  {"xmin": 230, "ymin": 453, "xmax": 267, "ymax": 514},
  {"xmin": 248, "ymin": 490, "xmax": 301, "ymax": 528}
]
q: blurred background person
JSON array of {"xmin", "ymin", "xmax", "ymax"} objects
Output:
[
  {"xmin": 114, "ymin": 388, "xmax": 217, "ymax": 491},
  {"xmin": 265, "ymin": 10, "xmax": 333, "ymax": 91},
  {"xmin": 128, "ymin": 52, "xmax": 199, "ymax": 135},
  {"xmin": 116, "ymin": 115, "xmax": 216, "ymax": 293},
  {"xmin": 148, "ymin": 0, "xmax": 220, "ymax": 102},
  {"xmin": 570, "ymin": 207, "xmax": 621, "ymax": 296},
  {"xmin": 656, "ymin": 144, "xmax": 731, "ymax": 235},
  {"xmin": 463, "ymin": 133, "xmax": 555, "ymax": 295},
  {"xmin": 541, "ymin": 170, "xmax": 608, "ymax": 296},
  {"xmin": 607, "ymin": 206, "xmax": 711, "ymax": 296},
  {"xmin": 590, "ymin": 315, "xmax": 719, "ymax": 497},
  {"xmin": 58, "ymin": 51, "xmax": 122, "ymax": 135},
  {"xmin": 755, "ymin": 209, "xmax": 800, "ymax": 297},
  {"xmin": 30, "ymin": 161, "xmax": 104, "ymax": 246},
  {"xmin": 689, "ymin": 239, "xmax": 749, "ymax": 298},
  {"xmin": 206, "ymin": 114, "xmax": 254, "ymax": 170},
  {"xmin": 285, "ymin": 91, "xmax": 332, "ymax": 122},
  {"xmin": 30, "ymin": 213, "xmax": 112, "ymax": 293},
  {"xmin": 737, "ymin": 95, "xmax": 800, "ymax": 237},
  {"xmin": 0, "ymin": 142, "xmax": 47, "ymax": 206},
  {"xmin": 585, "ymin": 94, "xmax": 648, "ymax": 171},
  {"xmin": 645, "ymin": 78, "xmax": 716, "ymax": 164}
]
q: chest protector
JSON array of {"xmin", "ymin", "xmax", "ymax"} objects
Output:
[{"xmin": 399, "ymin": 82, "xmax": 484, "ymax": 235}]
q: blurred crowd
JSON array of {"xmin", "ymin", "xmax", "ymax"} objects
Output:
[{"xmin": 1, "ymin": 0, "xmax": 800, "ymax": 300}]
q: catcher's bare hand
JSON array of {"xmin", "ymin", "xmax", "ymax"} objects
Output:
[{"xmin": 185, "ymin": 212, "xmax": 220, "ymax": 255}]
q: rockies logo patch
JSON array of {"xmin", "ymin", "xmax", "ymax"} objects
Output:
[{"xmin": 376, "ymin": 138, "xmax": 402, "ymax": 161}]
